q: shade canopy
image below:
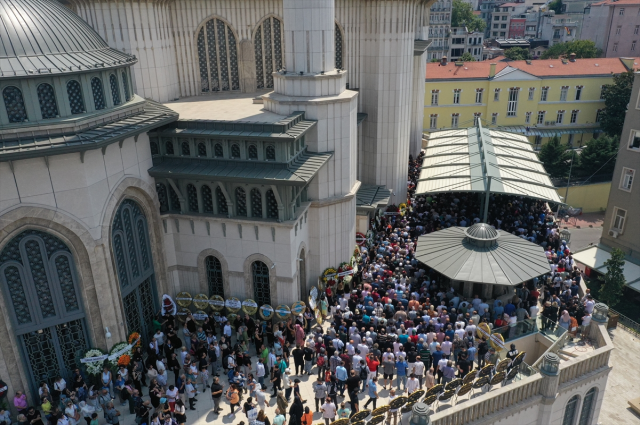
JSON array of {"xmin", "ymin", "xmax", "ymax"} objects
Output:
[
  {"xmin": 415, "ymin": 223, "xmax": 551, "ymax": 286},
  {"xmin": 416, "ymin": 124, "xmax": 561, "ymax": 204}
]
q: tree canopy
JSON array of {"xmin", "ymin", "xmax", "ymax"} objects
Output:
[
  {"xmin": 574, "ymin": 135, "xmax": 618, "ymax": 178},
  {"xmin": 548, "ymin": 0, "xmax": 563, "ymax": 14},
  {"xmin": 600, "ymin": 70, "xmax": 634, "ymax": 138},
  {"xmin": 598, "ymin": 248, "xmax": 627, "ymax": 308},
  {"xmin": 504, "ymin": 47, "xmax": 531, "ymax": 61},
  {"xmin": 452, "ymin": 0, "xmax": 486, "ymax": 32},
  {"xmin": 458, "ymin": 52, "xmax": 476, "ymax": 62},
  {"xmin": 538, "ymin": 136, "xmax": 572, "ymax": 179},
  {"xmin": 540, "ymin": 40, "xmax": 600, "ymax": 59}
]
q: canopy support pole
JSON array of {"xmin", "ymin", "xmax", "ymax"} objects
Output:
[{"xmin": 482, "ymin": 176, "xmax": 492, "ymax": 223}]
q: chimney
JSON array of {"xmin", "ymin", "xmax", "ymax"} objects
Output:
[
  {"xmin": 489, "ymin": 63, "xmax": 497, "ymax": 78},
  {"xmin": 441, "ymin": 56, "xmax": 448, "ymax": 66},
  {"xmin": 569, "ymin": 52, "xmax": 576, "ymax": 62},
  {"xmin": 620, "ymin": 57, "xmax": 635, "ymax": 70}
]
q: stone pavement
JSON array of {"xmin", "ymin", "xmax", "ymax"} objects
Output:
[
  {"xmin": 599, "ymin": 327, "xmax": 640, "ymax": 425},
  {"xmin": 558, "ymin": 211, "xmax": 605, "ymax": 230}
]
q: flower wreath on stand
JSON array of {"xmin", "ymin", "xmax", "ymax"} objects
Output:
[
  {"xmin": 337, "ymin": 262, "xmax": 354, "ymax": 291},
  {"xmin": 128, "ymin": 332, "xmax": 142, "ymax": 349},
  {"xmin": 109, "ymin": 342, "xmax": 132, "ymax": 370},
  {"xmin": 82, "ymin": 348, "xmax": 107, "ymax": 376}
]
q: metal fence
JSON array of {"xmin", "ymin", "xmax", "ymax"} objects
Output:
[{"xmin": 608, "ymin": 306, "xmax": 640, "ymax": 338}]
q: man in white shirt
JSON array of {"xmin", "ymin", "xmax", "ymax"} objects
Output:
[
  {"xmin": 406, "ymin": 373, "xmax": 420, "ymax": 394},
  {"xmin": 584, "ymin": 296, "xmax": 595, "ymax": 314},
  {"xmin": 413, "ymin": 361, "xmax": 425, "ymax": 388},
  {"xmin": 256, "ymin": 359, "xmax": 266, "ymax": 389},
  {"xmin": 465, "ymin": 320, "xmax": 477, "ymax": 337},
  {"xmin": 321, "ymin": 398, "xmax": 336, "ymax": 425},
  {"xmin": 529, "ymin": 304, "xmax": 540, "ymax": 319},
  {"xmin": 223, "ymin": 323, "xmax": 232, "ymax": 339}
]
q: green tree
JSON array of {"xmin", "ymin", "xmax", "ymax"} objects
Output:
[
  {"xmin": 548, "ymin": 0, "xmax": 563, "ymax": 14},
  {"xmin": 538, "ymin": 136, "xmax": 571, "ymax": 178},
  {"xmin": 452, "ymin": 0, "xmax": 486, "ymax": 32},
  {"xmin": 540, "ymin": 40, "xmax": 600, "ymax": 59},
  {"xmin": 598, "ymin": 248, "xmax": 626, "ymax": 307},
  {"xmin": 574, "ymin": 135, "xmax": 618, "ymax": 178},
  {"xmin": 430, "ymin": 58, "xmax": 440, "ymax": 62},
  {"xmin": 504, "ymin": 47, "xmax": 531, "ymax": 61},
  {"xmin": 600, "ymin": 70, "xmax": 634, "ymax": 137},
  {"xmin": 459, "ymin": 52, "xmax": 476, "ymax": 62}
]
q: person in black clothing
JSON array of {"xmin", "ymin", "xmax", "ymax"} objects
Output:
[
  {"xmin": 457, "ymin": 353, "xmax": 470, "ymax": 378},
  {"xmin": 289, "ymin": 396, "xmax": 304, "ymax": 425},
  {"xmin": 345, "ymin": 370, "xmax": 360, "ymax": 397},
  {"xmin": 292, "ymin": 345, "xmax": 305, "ymax": 376},
  {"xmin": 477, "ymin": 338, "xmax": 489, "ymax": 368},
  {"xmin": 270, "ymin": 368, "xmax": 282, "ymax": 397},
  {"xmin": 348, "ymin": 389, "xmax": 359, "ymax": 418},
  {"xmin": 302, "ymin": 346, "xmax": 314, "ymax": 375}
]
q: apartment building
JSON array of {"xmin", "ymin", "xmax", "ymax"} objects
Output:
[
  {"xmin": 583, "ymin": 0, "xmax": 640, "ymax": 57},
  {"xmin": 428, "ymin": 0, "xmax": 452, "ymax": 61},
  {"xmin": 449, "ymin": 27, "xmax": 485, "ymax": 61},
  {"xmin": 423, "ymin": 57, "xmax": 636, "ymax": 149}
]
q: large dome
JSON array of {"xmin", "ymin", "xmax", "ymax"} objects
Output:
[{"xmin": 0, "ymin": 0, "xmax": 135, "ymax": 79}]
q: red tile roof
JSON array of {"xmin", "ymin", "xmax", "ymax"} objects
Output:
[{"xmin": 426, "ymin": 57, "xmax": 634, "ymax": 80}]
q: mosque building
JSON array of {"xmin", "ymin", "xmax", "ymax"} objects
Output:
[{"xmin": 0, "ymin": 0, "xmax": 430, "ymax": 396}]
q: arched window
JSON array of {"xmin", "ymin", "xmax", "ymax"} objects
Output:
[
  {"xmin": 165, "ymin": 140, "xmax": 174, "ymax": 155},
  {"xmin": 248, "ymin": 144, "xmax": 258, "ymax": 159},
  {"xmin": 91, "ymin": 77, "xmax": 106, "ymax": 110},
  {"xmin": 563, "ymin": 395, "xmax": 579, "ymax": 425},
  {"xmin": 0, "ymin": 230, "xmax": 89, "ymax": 395},
  {"xmin": 66, "ymin": 80, "xmax": 85, "ymax": 115},
  {"xmin": 122, "ymin": 71, "xmax": 131, "ymax": 101},
  {"xmin": 181, "ymin": 141, "xmax": 190, "ymax": 156},
  {"xmin": 202, "ymin": 185, "xmax": 213, "ymax": 213},
  {"xmin": 36, "ymin": 83, "xmax": 58, "ymax": 119},
  {"xmin": 251, "ymin": 188, "xmax": 262, "ymax": 218},
  {"xmin": 266, "ymin": 189, "xmax": 279, "ymax": 219},
  {"xmin": 266, "ymin": 145, "xmax": 276, "ymax": 161},
  {"xmin": 252, "ymin": 260, "xmax": 271, "ymax": 306},
  {"xmin": 156, "ymin": 183, "xmax": 169, "ymax": 213},
  {"xmin": 150, "ymin": 141, "xmax": 159, "ymax": 156},
  {"xmin": 254, "ymin": 16, "xmax": 284, "ymax": 89},
  {"xmin": 198, "ymin": 142, "xmax": 207, "ymax": 157},
  {"xmin": 578, "ymin": 388, "xmax": 597, "ymax": 425},
  {"xmin": 214, "ymin": 143, "xmax": 224, "ymax": 157},
  {"xmin": 3, "ymin": 86, "xmax": 28, "ymax": 123},
  {"xmin": 109, "ymin": 74, "xmax": 121, "ymax": 106},
  {"xmin": 196, "ymin": 18, "xmax": 240, "ymax": 92},
  {"xmin": 216, "ymin": 186, "xmax": 228, "ymax": 215},
  {"xmin": 112, "ymin": 200, "xmax": 157, "ymax": 343},
  {"xmin": 168, "ymin": 185, "xmax": 181, "ymax": 212},
  {"xmin": 236, "ymin": 187, "xmax": 247, "ymax": 216},
  {"xmin": 187, "ymin": 184, "xmax": 198, "ymax": 212},
  {"xmin": 335, "ymin": 22, "xmax": 344, "ymax": 69},
  {"xmin": 231, "ymin": 144, "xmax": 241, "ymax": 158},
  {"xmin": 206, "ymin": 256, "xmax": 224, "ymax": 297}
]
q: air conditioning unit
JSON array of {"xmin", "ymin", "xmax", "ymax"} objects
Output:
[{"xmin": 609, "ymin": 230, "xmax": 619, "ymax": 238}]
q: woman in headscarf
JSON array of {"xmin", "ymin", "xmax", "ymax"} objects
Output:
[
  {"xmin": 295, "ymin": 324, "xmax": 305, "ymax": 347},
  {"xmin": 559, "ymin": 310, "xmax": 571, "ymax": 330},
  {"xmin": 288, "ymin": 396, "xmax": 304, "ymax": 425}
]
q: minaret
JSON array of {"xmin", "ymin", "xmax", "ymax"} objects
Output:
[
  {"xmin": 283, "ymin": 0, "xmax": 335, "ymax": 74},
  {"xmin": 263, "ymin": 0, "xmax": 359, "ymax": 298}
]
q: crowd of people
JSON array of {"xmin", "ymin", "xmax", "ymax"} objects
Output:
[{"xmin": 3, "ymin": 152, "xmax": 598, "ymax": 425}]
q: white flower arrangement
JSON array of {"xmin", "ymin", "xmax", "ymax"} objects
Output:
[
  {"xmin": 108, "ymin": 342, "xmax": 132, "ymax": 369},
  {"xmin": 83, "ymin": 349, "xmax": 106, "ymax": 376}
]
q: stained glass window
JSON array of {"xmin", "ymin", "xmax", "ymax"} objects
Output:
[
  {"xmin": 156, "ymin": 183, "xmax": 169, "ymax": 213},
  {"xmin": 187, "ymin": 184, "xmax": 199, "ymax": 212},
  {"xmin": 150, "ymin": 141, "xmax": 159, "ymax": 156},
  {"xmin": 231, "ymin": 144, "xmax": 240, "ymax": 158},
  {"xmin": 335, "ymin": 23, "xmax": 344, "ymax": 69},
  {"xmin": 165, "ymin": 140, "xmax": 174, "ymax": 155},
  {"xmin": 254, "ymin": 16, "xmax": 284, "ymax": 89},
  {"xmin": 578, "ymin": 388, "xmax": 597, "ymax": 425},
  {"xmin": 251, "ymin": 188, "xmax": 262, "ymax": 218},
  {"xmin": 181, "ymin": 141, "xmax": 190, "ymax": 156},
  {"xmin": 198, "ymin": 143, "xmax": 207, "ymax": 157},
  {"xmin": 252, "ymin": 261, "xmax": 271, "ymax": 306},
  {"xmin": 216, "ymin": 186, "xmax": 228, "ymax": 215},
  {"xmin": 248, "ymin": 144, "xmax": 258, "ymax": 159},
  {"xmin": 196, "ymin": 18, "xmax": 240, "ymax": 92},
  {"xmin": 91, "ymin": 77, "xmax": 105, "ymax": 110},
  {"xmin": 3, "ymin": 86, "xmax": 28, "ymax": 123},
  {"xmin": 266, "ymin": 189, "xmax": 278, "ymax": 219},
  {"xmin": 36, "ymin": 83, "xmax": 58, "ymax": 119},
  {"xmin": 66, "ymin": 80, "xmax": 85, "ymax": 115},
  {"xmin": 202, "ymin": 185, "xmax": 213, "ymax": 213},
  {"xmin": 109, "ymin": 74, "xmax": 121, "ymax": 106},
  {"xmin": 266, "ymin": 145, "xmax": 276, "ymax": 160},
  {"xmin": 236, "ymin": 187, "xmax": 247, "ymax": 216},
  {"xmin": 168, "ymin": 184, "xmax": 181, "ymax": 211},
  {"xmin": 563, "ymin": 395, "xmax": 579, "ymax": 425},
  {"xmin": 206, "ymin": 256, "xmax": 224, "ymax": 297},
  {"xmin": 214, "ymin": 143, "xmax": 224, "ymax": 157}
]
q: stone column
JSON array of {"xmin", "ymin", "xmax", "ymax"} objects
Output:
[
  {"xmin": 463, "ymin": 281, "xmax": 474, "ymax": 298},
  {"xmin": 538, "ymin": 353, "xmax": 560, "ymax": 425},
  {"xmin": 239, "ymin": 40, "xmax": 257, "ymax": 93},
  {"xmin": 282, "ymin": 0, "xmax": 335, "ymax": 74},
  {"xmin": 410, "ymin": 48, "xmax": 427, "ymax": 158},
  {"xmin": 482, "ymin": 282, "xmax": 493, "ymax": 300}
]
